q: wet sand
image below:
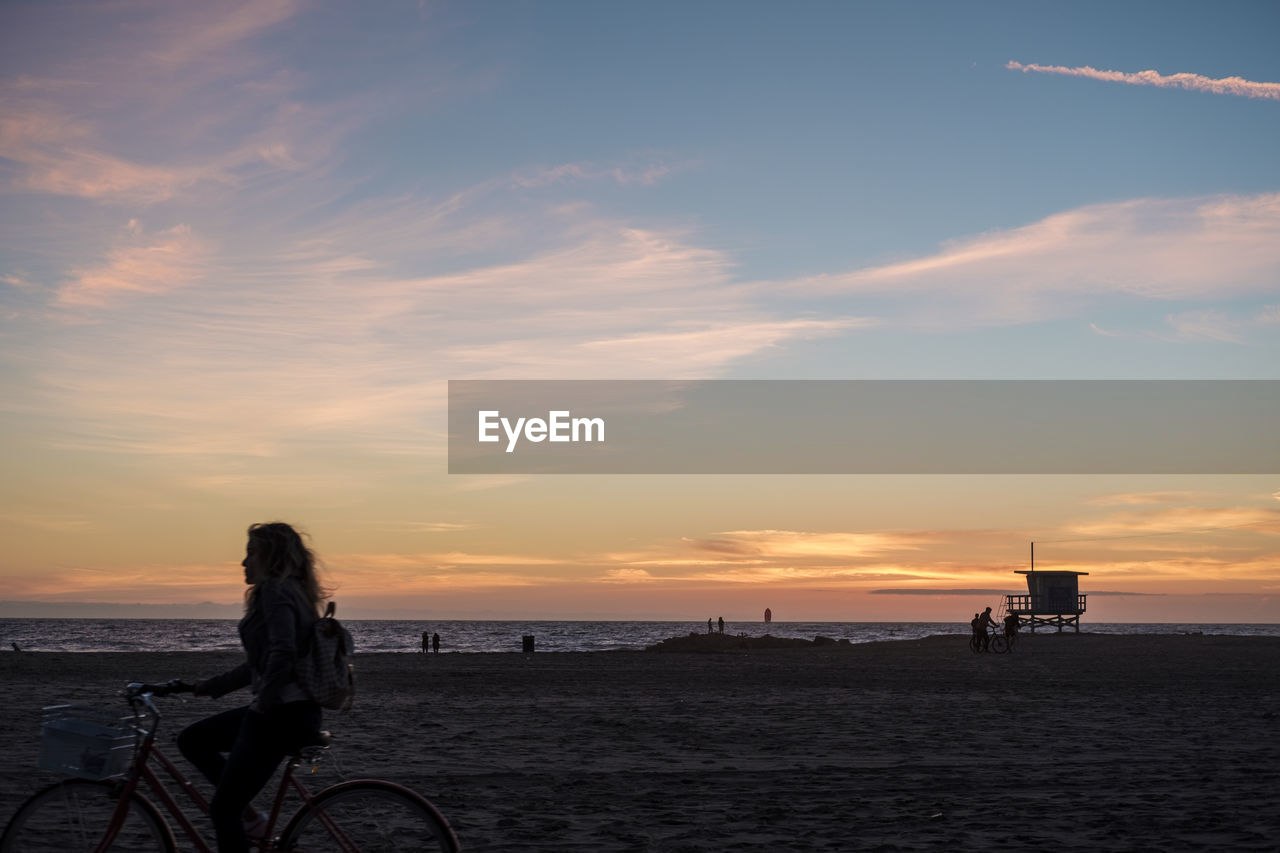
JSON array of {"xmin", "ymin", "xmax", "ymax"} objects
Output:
[{"xmin": 2, "ymin": 633, "xmax": 1278, "ymax": 851}]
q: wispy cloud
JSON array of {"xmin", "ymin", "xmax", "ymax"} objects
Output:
[
  {"xmin": 4, "ymin": 562, "xmax": 243, "ymax": 602},
  {"xmin": 687, "ymin": 529, "xmax": 928, "ymax": 559},
  {"xmin": 1087, "ymin": 491, "xmax": 1203, "ymax": 507},
  {"xmin": 599, "ymin": 563, "xmax": 948, "ymax": 586},
  {"xmin": 1054, "ymin": 555, "xmax": 1280, "ymax": 584},
  {"xmin": 1255, "ymin": 305, "xmax": 1280, "ymax": 325},
  {"xmin": 585, "ymin": 507, "xmax": 1280, "ymax": 592},
  {"xmin": 326, "ymin": 551, "xmax": 568, "ymax": 593},
  {"xmin": 596, "ymin": 528, "xmax": 966, "ymax": 587},
  {"xmin": 510, "ymin": 159, "xmax": 687, "ymax": 189},
  {"xmin": 1091, "ymin": 306, "xmax": 1276, "ymax": 344},
  {"xmin": 450, "ymin": 476, "xmax": 532, "ymax": 493},
  {"xmin": 147, "ymin": 0, "xmax": 302, "ymax": 68},
  {"xmin": 1163, "ymin": 309, "xmax": 1245, "ymax": 344},
  {"xmin": 602, "ymin": 568, "xmax": 657, "ymax": 583},
  {"xmin": 1007, "ymin": 61, "xmax": 1280, "ymax": 100},
  {"xmin": 354, "ymin": 521, "xmax": 479, "ymax": 533},
  {"xmin": 20, "ymin": 201, "xmax": 871, "ymax": 459},
  {"xmin": 1, "ymin": 273, "xmax": 36, "ymax": 289},
  {"xmin": 1065, "ymin": 507, "xmax": 1280, "ymax": 538},
  {"xmin": 569, "ymin": 319, "xmax": 869, "ymax": 375},
  {"xmin": 785, "ymin": 192, "xmax": 1280, "ymax": 329},
  {"xmin": 0, "ymin": 1, "xmax": 347, "ymax": 206},
  {"xmin": 870, "ymin": 588, "xmax": 1025, "ymax": 596},
  {"xmin": 59, "ymin": 221, "xmax": 209, "ymax": 305},
  {"xmin": 0, "ymin": 99, "xmax": 222, "ymax": 203},
  {"xmin": 0, "ymin": 513, "xmax": 95, "ymax": 531}
]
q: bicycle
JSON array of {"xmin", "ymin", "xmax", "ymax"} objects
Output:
[
  {"xmin": 968, "ymin": 626, "xmax": 1012, "ymax": 654},
  {"xmin": 1, "ymin": 680, "xmax": 461, "ymax": 852}
]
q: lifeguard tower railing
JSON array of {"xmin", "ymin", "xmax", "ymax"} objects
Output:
[
  {"xmin": 1005, "ymin": 594, "xmax": 1087, "ymax": 614},
  {"xmin": 1004, "ymin": 594, "xmax": 1087, "ymax": 632}
]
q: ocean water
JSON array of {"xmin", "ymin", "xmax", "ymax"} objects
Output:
[{"xmin": 1, "ymin": 618, "xmax": 1277, "ymax": 654}]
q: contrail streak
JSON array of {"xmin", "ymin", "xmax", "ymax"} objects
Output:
[{"xmin": 1007, "ymin": 61, "xmax": 1280, "ymax": 100}]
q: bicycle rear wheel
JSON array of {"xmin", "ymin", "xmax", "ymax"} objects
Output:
[
  {"xmin": 0, "ymin": 779, "xmax": 175, "ymax": 853},
  {"xmin": 279, "ymin": 779, "xmax": 460, "ymax": 852}
]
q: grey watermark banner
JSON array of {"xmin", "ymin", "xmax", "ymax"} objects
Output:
[{"xmin": 447, "ymin": 380, "xmax": 1279, "ymax": 474}]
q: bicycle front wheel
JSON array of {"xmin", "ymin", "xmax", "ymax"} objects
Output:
[
  {"xmin": 0, "ymin": 779, "xmax": 175, "ymax": 853},
  {"xmin": 990, "ymin": 635, "xmax": 1009, "ymax": 654},
  {"xmin": 279, "ymin": 779, "xmax": 461, "ymax": 853}
]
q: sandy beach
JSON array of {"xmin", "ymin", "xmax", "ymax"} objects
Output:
[{"xmin": 2, "ymin": 633, "xmax": 1278, "ymax": 852}]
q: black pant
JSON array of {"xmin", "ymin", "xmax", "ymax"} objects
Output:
[{"xmin": 177, "ymin": 702, "xmax": 322, "ymax": 853}]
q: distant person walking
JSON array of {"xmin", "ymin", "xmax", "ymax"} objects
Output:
[
  {"xmin": 707, "ymin": 618, "xmax": 713, "ymax": 634},
  {"xmin": 432, "ymin": 632, "xmax": 440, "ymax": 653},
  {"xmin": 717, "ymin": 616, "xmax": 725, "ymax": 634}
]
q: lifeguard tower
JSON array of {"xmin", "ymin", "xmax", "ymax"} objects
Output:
[{"xmin": 1004, "ymin": 543, "xmax": 1088, "ymax": 632}]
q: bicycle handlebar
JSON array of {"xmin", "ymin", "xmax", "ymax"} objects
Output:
[{"xmin": 125, "ymin": 679, "xmax": 196, "ymax": 699}]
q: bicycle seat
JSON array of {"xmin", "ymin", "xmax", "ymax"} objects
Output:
[
  {"xmin": 292, "ymin": 730, "xmax": 332, "ymax": 758},
  {"xmin": 302, "ymin": 730, "xmax": 332, "ymax": 748}
]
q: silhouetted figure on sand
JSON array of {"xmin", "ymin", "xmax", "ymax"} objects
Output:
[
  {"xmin": 717, "ymin": 616, "xmax": 724, "ymax": 634},
  {"xmin": 970, "ymin": 612, "xmax": 983, "ymax": 648},
  {"xmin": 432, "ymin": 632, "xmax": 440, "ymax": 653},
  {"xmin": 1003, "ymin": 611, "xmax": 1020, "ymax": 642},
  {"xmin": 976, "ymin": 607, "xmax": 998, "ymax": 651},
  {"xmin": 178, "ymin": 522, "xmax": 328, "ymax": 852},
  {"xmin": 422, "ymin": 631, "xmax": 429, "ymax": 653},
  {"xmin": 707, "ymin": 618, "xmax": 713, "ymax": 634}
]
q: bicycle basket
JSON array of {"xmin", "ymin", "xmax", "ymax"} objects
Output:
[{"xmin": 38, "ymin": 706, "xmax": 138, "ymax": 780}]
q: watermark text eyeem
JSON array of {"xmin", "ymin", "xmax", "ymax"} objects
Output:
[
  {"xmin": 478, "ymin": 410, "xmax": 605, "ymax": 453},
  {"xmin": 451, "ymin": 380, "xmax": 1280, "ymax": 473}
]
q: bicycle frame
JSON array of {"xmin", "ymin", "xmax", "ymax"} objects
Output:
[{"xmin": 96, "ymin": 691, "xmax": 353, "ymax": 853}]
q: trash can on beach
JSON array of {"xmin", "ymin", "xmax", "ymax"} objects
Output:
[{"xmin": 522, "ymin": 635, "xmax": 535, "ymax": 653}]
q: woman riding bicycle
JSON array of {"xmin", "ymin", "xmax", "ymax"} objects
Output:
[{"xmin": 177, "ymin": 522, "xmax": 327, "ymax": 853}]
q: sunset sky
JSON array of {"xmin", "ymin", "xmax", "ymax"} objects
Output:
[{"xmin": 2, "ymin": 1, "xmax": 1278, "ymax": 622}]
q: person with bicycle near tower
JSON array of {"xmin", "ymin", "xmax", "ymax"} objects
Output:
[
  {"xmin": 1003, "ymin": 609, "xmax": 1020, "ymax": 643},
  {"xmin": 177, "ymin": 522, "xmax": 327, "ymax": 853},
  {"xmin": 976, "ymin": 606, "xmax": 999, "ymax": 651}
]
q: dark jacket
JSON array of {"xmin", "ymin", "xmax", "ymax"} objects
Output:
[{"xmin": 203, "ymin": 579, "xmax": 315, "ymax": 709}]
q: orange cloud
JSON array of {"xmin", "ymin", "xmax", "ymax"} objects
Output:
[
  {"xmin": 689, "ymin": 529, "xmax": 930, "ymax": 558},
  {"xmin": 1057, "ymin": 555, "xmax": 1280, "ymax": 585},
  {"xmin": 3, "ymin": 562, "xmax": 242, "ymax": 603},
  {"xmin": 597, "ymin": 529, "xmax": 962, "ymax": 588},
  {"xmin": 1065, "ymin": 507, "xmax": 1280, "ymax": 538}
]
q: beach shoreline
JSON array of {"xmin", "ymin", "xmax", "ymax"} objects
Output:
[{"xmin": 2, "ymin": 633, "xmax": 1278, "ymax": 851}]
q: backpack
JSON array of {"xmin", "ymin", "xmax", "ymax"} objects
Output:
[{"xmin": 297, "ymin": 601, "xmax": 355, "ymax": 711}]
